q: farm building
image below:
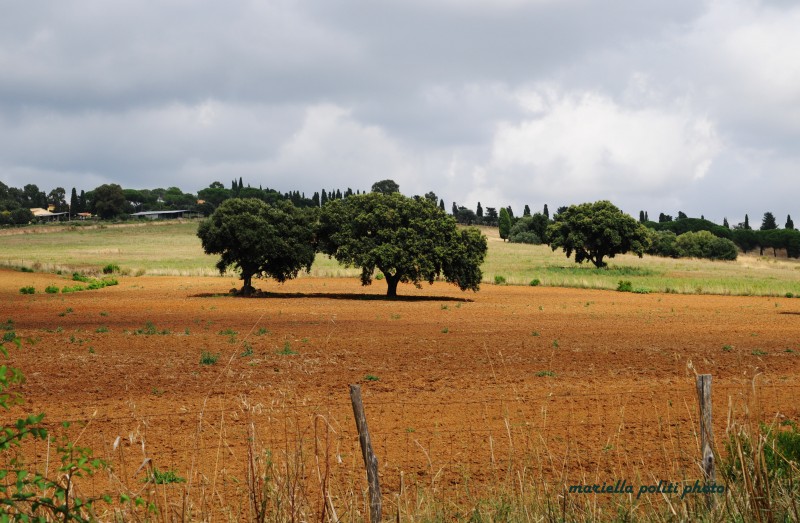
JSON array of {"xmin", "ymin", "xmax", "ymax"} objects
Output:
[
  {"xmin": 30, "ymin": 208, "xmax": 69, "ymax": 222},
  {"xmin": 130, "ymin": 210, "xmax": 200, "ymax": 220}
]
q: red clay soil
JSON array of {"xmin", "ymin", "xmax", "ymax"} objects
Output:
[{"xmin": 2, "ymin": 268, "xmax": 799, "ymax": 516}]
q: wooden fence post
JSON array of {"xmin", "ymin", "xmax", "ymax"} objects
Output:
[
  {"xmin": 350, "ymin": 384, "xmax": 382, "ymax": 523},
  {"xmin": 696, "ymin": 374, "xmax": 715, "ymax": 508}
]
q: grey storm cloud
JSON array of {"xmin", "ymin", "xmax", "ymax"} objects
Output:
[{"xmin": 1, "ymin": 0, "xmax": 798, "ymax": 224}]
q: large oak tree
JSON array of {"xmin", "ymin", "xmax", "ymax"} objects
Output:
[
  {"xmin": 197, "ymin": 198, "xmax": 316, "ymax": 295},
  {"xmin": 317, "ymin": 192, "xmax": 488, "ymax": 297},
  {"xmin": 547, "ymin": 200, "xmax": 650, "ymax": 268}
]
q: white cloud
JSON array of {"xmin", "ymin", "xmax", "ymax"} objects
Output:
[
  {"xmin": 483, "ymin": 88, "xmax": 721, "ymax": 208},
  {"xmin": 267, "ymin": 104, "xmax": 417, "ymax": 191}
]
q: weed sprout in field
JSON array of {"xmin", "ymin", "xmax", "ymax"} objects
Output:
[
  {"xmin": 200, "ymin": 351, "xmax": 220, "ymax": 365},
  {"xmin": 277, "ymin": 341, "xmax": 297, "ymax": 355}
]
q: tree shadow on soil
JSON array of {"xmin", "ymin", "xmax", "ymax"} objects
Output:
[{"xmin": 190, "ymin": 291, "xmax": 473, "ymax": 302}]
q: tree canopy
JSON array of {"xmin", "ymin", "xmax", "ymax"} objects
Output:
[
  {"xmin": 370, "ymin": 179, "xmax": 400, "ymax": 194},
  {"xmin": 317, "ymin": 192, "xmax": 487, "ymax": 296},
  {"xmin": 547, "ymin": 200, "xmax": 650, "ymax": 268},
  {"xmin": 197, "ymin": 198, "xmax": 316, "ymax": 295},
  {"xmin": 761, "ymin": 212, "xmax": 778, "ymax": 230},
  {"xmin": 91, "ymin": 184, "xmax": 128, "ymax": 219}
]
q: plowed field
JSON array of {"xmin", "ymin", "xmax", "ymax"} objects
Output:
[{"xmin": 2, "ymin": 268, "xmax": 799, "ymax": 516}]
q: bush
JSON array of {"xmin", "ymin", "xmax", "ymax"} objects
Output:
[
  {"xmin": 675, "ymin": 230, "xmax": 738, "ymax": 260},
  {"xmin": 646, "ymin": 230, "xmax": 680, "ymax": 258},
  {"xmin": 1, "ymin": 325, "xmax": 108, "ymax": 519},
  {"xmin": 508, "ymin": 214, "xmax": 548, "ymax": 244},
  {"xmin": 494, "ymin": 275, "xmax": 507, "ymax": 285},
  {"xmin": 617, "ymin": 280, "xmax": 633, "ymax": 292},
  {"xmin": 530, "ymin": 278, "xmax": 540, "ymax": 287},
  {"xmin": 509, "ymin": 230, "xmax": 541, "ymax": 244},
  {"xmin": 45, "ymin": 285, "xmax": 59, "ymax": 294},
  {"xmin": 102, "ymin": 263, "xmax": 120, "ymax": 274},
  {"xmin": 19, "ymin": 286, "xmax": 35, "ymax": 295}
]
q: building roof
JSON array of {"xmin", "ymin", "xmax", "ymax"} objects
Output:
[
  {"xmin": 130, "ymin": 210, "xmax": 189, "ymax": 216},
  {"xmin": 30, "ymin": 208, "xmax": 69, "ymax": 217}
]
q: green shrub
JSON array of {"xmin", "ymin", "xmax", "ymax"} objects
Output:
[
  {"xmin": 102, "ymin": 263, "xmax": 120, "ymax": 274},
  {"xmin": 675, "ymin": 230, "xmax": 738, "ymax": 261},
  {"xmin": 277, "ymin": 341, "xmax": 297, "ymax": 355},
  {"xmin": 508, "ymin": 230, "xmax": 541, "ymax": 244},
  {"xmin": 375, "ymin": 273, "xmax": 384, "ymax": 280},
  {"xmin": 135, "ymin": 321, "xmax": 169, "ymax": 335},
  {"xmin": 149, "ymin": 468, "xmax": 186, "ymax": 484},
  {"xmin": 529, "ymin": 278, "xmax": 540, "ymax": 286},
  {"xmin": 19, "ymin": 286, "xmax": 35, "ymax": 295},
  {"xmin": 646, "ymin": 230, "xmax": 680, "ymax": 258},
  {"xmin": 200, "ymin": 351, "xmax": 220, "ymax": 365},
  {"xmin": 72, "ymin": 272, "xmax": 91, "ymax": 283},
  {"xmin": 617, "ymin": 280, "xmax": 633, "ymax": 292},
  {"xmin": 494, "ymin": 275, "xmax": 507, "ymax": 285},
  {"xmin": 1, "ymin": 326, "xmax": 108, "ymax": 520},
  {"xmin": 44, "ymin": 285, "xmax": 59, "ymax": 294}
]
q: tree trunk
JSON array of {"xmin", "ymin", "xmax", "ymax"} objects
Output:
[
  {"xmin": 385, "ymin": 273, "xmax": 400, "ymax": 297},
  {"xmin": 241, "ymin": 272, "xmax": 254, "ymax": 296}
]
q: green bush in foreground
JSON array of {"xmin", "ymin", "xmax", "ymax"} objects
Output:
[
  {"xmin": 1, "ymin": 325, "xmax": 108, "ymax": 520},
  {"xmin": 18, "ymin": 286, "xmax": 35, "ymax": 295}
]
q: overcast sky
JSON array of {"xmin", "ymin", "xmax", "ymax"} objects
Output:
[{"xmin": 1, "ymin": 0, "xmax": 798, "ymax": 224}]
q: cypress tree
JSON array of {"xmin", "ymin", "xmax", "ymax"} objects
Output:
[
  {"xmin": 499, "ymin": 208, "xmax": 511, "ymax": 241},
  {"xmin": 723, "ymin": 217, "xmax": 729, "ymax": 228},
  {"xmin": 321, "ymin": 189, "xmax": 328, "ymax": 206},
  {"xmin": 70, "ymin": 188, "xmax": 79, "ymax": 216},
  {"xmin": 452, "ymin": 202, "xmax": 458, "ymax": 215},
  {"xmin": 543, "ymin": 204, "xmax": 549, "ymax": 219},
  {"xmin": 744, "ymin": 214, "xmax": 750, "ymax": 230},
  {"xmin": 639, "ymin": 210, "xmax": 645, "ymax": 223},
  {"xmin": 476, "ymin": 202, "xmax": 483, "ymax": 217},
  {"xmin": 523, "ymin": 205, "xmax": 531, "ymax": 217},
  {"xmin": 439, "ymin": 199, "xmax": 445, "ymax": 211},
  {"xmin": 786, "ymin": 215, "xmax": 794, "ymax": 230}
]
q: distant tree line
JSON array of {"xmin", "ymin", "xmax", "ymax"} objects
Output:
[
  {"xmin": 4, "ymin": 178, "xmax": 800, "ymax": 261},
  {"xmin": 0, "ymin": 179, "xmax": 386, "ymax": 225},
  {"xmin": 640, "ymin": 211, "xmax": 800, "ymax": 258}
]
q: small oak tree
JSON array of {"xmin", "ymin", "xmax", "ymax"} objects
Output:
[
  {"xmin": 317, "ymin": 192, "xmax": 487, "ymax": 297},
  {"xmin": 547, "ymin": 200, "xmax": 650, "ymax": 268},
  {"xmin": 197, "ymin": 198, "xmax": 316, "ymax": 295}
]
